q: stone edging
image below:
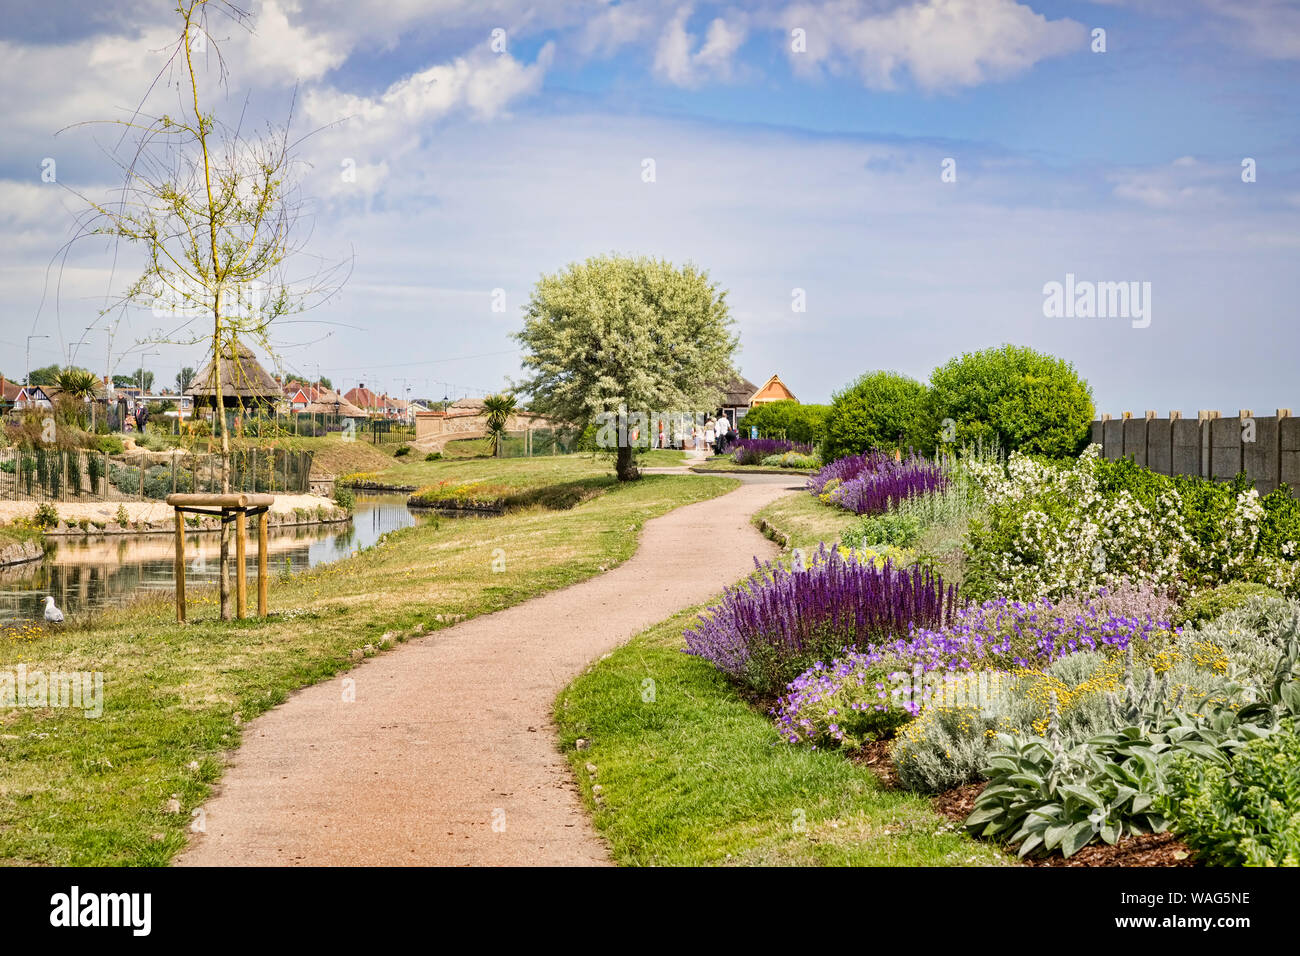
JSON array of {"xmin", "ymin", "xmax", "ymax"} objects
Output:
[{"xmin": 0, "ymin": 539, "xmax": 44, "ymax": 569}]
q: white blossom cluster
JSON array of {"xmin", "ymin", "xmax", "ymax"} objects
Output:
[{"xmin": 966, "ymin": 445, "xmax": 1300, "ymax": 601}]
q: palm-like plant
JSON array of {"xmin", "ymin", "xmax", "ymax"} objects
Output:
[
  {"xmin": 54, "ymin": 368, "xmax": 101, "ymax": 430},
  {"xmin": 482, "ymin": 392, "xmax": 518, "ymax": 457},
  {"xmin": 54, "ymin": 368, "xmax": 100, "ymax": 401}
]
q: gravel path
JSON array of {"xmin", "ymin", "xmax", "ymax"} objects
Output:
[{"xmin": 178, "ymin": 475, "xmax": 795, "ymax": 866}]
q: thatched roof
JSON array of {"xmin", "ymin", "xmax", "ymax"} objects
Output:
[
  {"xmin": 718, "ymin": 373, "xmax": 759, "ymax": 407},
  {"xmin": 188, "ymin": 341, "xmax": 281, "ymax": 406}
]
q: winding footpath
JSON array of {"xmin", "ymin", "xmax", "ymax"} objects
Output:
[{"xmin": 179, "ymin": 472, "xmax": 794, "ymax": 866}]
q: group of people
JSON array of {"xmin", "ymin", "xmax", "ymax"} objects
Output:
[{"xmin": 691, "ymin": 413, "xmax": 733, "ymax": 456}]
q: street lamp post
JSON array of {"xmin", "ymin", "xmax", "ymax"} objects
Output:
[{"xmin": 25, "ymin": 334, "xmax": 50, "ymax": 388}]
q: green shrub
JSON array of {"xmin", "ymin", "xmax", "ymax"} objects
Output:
[
  {"xmin": 822, "ymin": 371, "xmax": 929, "ymax": 462},
  {"xmin": 332, "ymin": 484, "xmax": 355, "ymax": 512},
  {"xmin": 32, "ymin": 503, "xmax": 59, "ymax": 529},
  {"xmin": 927, "ymin": 345, "xmax": 1094, "ymax": 458},
  {"xmin": 843, "ymin": 511, "xmax": 923, "ymax": 550},
  {"xmin": 760, "ymin": 454, "xmax": 784, "ymax": 466},
  {"xmin": 394, "ymin": 445, "xmax": 412, "ymax": 457},
  {"xmin": 1173, "ymin": 582, "xmax": 1285, "ymax": 628},
  {"xmin": 779, "ymin": 451, "xmax": 818, "ymax": 468},
  {"xmin": 736, "ymin": 400, "xmax": 829, "ymax": 445},
  {"xmin": 1163, "ymin": 722, "xmax": 1300, "ymax": 866},
  {"xmin": 424, "ymin": 451, "xmax": 442, "ymax": 462}
]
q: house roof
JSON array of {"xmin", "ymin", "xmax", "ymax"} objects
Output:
[
  {"xmin": 344, "ymin": 385, "xmax": 383, "ymax": 410},
  {"xmin": 0, "ymin": 377, "xmax": 23, "ymax": 402},
  {"xmin": 751, "ymin": 373, "xmax": 798, "ymax": 405},
  {"xmin": 302, "ymin": 390, "xmax": 368, "ymax": 417},
  {"xmin": 188, "ymin": 341, "xmax": 281, "ymax": 402},
  {"xmin": 718, "ymin": 374, "xmax": 759, "ymax": 407}
]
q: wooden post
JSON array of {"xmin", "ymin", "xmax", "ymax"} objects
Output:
[
  {"xmin": 258, "ymin": 511, "xmax": 269, "ymax": 616},
  {"xmin": 139, "ymin": 452, "xmax": 146, "ymax": 497},
  {"xmin": 174, "ymin": 508, "xmax": 186, "ymax": 623},
  {"xmin": 235, "ymin": 509, "xmax": 247, "ymax": 619},
  {"xmin": 219, "ymin": 514, "xmax": 230, "ymax": 621}
]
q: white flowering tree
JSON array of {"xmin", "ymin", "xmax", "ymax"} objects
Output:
[{"xmin": 514, "ymin": 255, "xmax": 737, "ymax": 480}]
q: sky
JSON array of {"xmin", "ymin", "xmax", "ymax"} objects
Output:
[{"xmin": 0, "ymin": 0, "xmax": 1297, "ymax": 413}]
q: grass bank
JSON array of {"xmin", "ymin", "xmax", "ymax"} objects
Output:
[
  {"xmin": 555, "ymin": 607, "xmax": 1009, "ymax": 866},
  {"xmin": 0, "ymin": 468, "xmax": 735, "ymax": 865},
  {"xmin": 751, "ymin": 490, "xmax": 859, "ymax": 550}
]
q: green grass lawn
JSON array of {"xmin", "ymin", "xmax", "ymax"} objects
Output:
[
  {"xmin": 751, "ymin": 489, "xmax": 860, "ymax": 550},
  {"xmin": 344, "ymin": 449, "xmax": 687, "ymax": 490},
  {"xmin": 0, "ymin": 470, "xmax": 736, "ymax": 865},
  {"xmin": 555, "ymin": 608, "xmax": 1010, "ymax": 866},
  {"xmin": 690, "ymin": 457, "xmax": 816, "ymax": 474}
]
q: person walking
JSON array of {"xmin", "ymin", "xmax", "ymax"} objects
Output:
[
  {"xmin": 703, "ymin": 418, "xmax": 716, "ymax": 457},
  {"xmin": 715, "ymin": 414, "xmax": 730, "ymax": 454}
]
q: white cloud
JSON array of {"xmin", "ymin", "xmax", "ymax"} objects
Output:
[
  {"xmin": 1108, "ymin": 157, "xmax": 1233, "ymax": 209},
  {"xmin": 782, "ymin": 0, "xmax": 1085, "ymax": 90},
  {"xmin": 246, "ymin": 0, "xmax": 349, "ymax": 82},
  {"xmin": 654, "ymin": 7, "xmax": 748, "ymax": 87}
]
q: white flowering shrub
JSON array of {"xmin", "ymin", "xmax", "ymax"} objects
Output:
[{"xmin": 964, "ymin": 446, "xmax": 1300, "ymax": 602}]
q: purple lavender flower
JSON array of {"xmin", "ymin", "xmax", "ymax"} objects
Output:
[
  {"xmin": 806, "ymin": 451, "xmax": 947, "ymax": 515},
  {"xmin": 731, "ymin": 438, "xmax": 814, "ymax": 465},
  {"xmin": 682, "ymin": 543, "xmax": 957, "ymax": 693}
]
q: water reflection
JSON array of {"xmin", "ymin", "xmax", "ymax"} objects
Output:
[{"xmin": 0, "ymin": 494, "xmax": 425, "ymax": 624}]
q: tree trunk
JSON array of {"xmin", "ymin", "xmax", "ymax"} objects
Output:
[
  {"xmin": 616, "ymin": 444, "xmax": 640, "ymax": 481},
  {"xmin": 213, "ymin": 306, "xmax": 232, "ymax": 621}
]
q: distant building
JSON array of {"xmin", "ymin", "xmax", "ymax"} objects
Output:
[
  {"xmin": 750, "ymin": 374, "xmax": 798, "ymax": 406},
  {"xmin": 713, "ymin": 373, "xmax": 798, "ymax": 426}
]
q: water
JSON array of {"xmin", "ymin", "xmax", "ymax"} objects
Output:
[{"xmin": 0, "ymin": 494, "xmax": 428, "ymax": 625}]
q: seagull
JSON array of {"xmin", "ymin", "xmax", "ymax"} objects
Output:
[{"xmin": 43, "ymin": 596, "xmax": 64, "ymax": 624}]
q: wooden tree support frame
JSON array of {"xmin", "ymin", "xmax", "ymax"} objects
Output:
[{"xmin": 167, "ymin": 493, "xmax": 275, "ymax": 623}]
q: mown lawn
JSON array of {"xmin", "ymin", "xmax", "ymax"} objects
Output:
[
  {"xmin": 751, "ymin": 489, "xmax": 859, "ymax": 550},
  {"xmin": 344, "ymin": 449, "xmax": 687, "ymax": 489},
  {"xmin": 690, "ymin": 457, "xmax": 817, "ymax": 475},
  {"xmin": 0, "ymin": 470, "xmax": 735, "ymax": 865},
  {"xmin": 555, "ymin": 608, "xmax": 1010, "ymax": 866}
]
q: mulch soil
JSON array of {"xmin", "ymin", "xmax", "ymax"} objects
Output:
[{"xmin": 849, "ymin": 741, "xmax": 1200, "ymax": 867}]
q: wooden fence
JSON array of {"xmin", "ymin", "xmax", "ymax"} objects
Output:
[{"xmin": 1091, "ymin": 409, "xmax": 1298, "ymax": 494}]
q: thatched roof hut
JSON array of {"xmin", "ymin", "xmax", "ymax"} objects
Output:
[{"xmin": 188, "ymin": 341, "xmax": 282, "ymax": 409}]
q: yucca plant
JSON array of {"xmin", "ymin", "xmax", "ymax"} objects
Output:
[{"xmin": 482, "ymin": 392, "xmax": 518, "ymax": 457}]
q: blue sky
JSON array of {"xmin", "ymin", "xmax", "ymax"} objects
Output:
[{"xmin": 1, "ymin": 0, "xmax": 1298, "ymax": 412}]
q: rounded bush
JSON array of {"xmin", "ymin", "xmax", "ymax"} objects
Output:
[
  {"xmin": 927, "ymin": 345, "xmax": 1094, "ymax": 458},
  {"xmin": 1172, "ymin": 581, "xmax": 1285, "ymax": 628},
  {"xmin": 822, "ymin": 371, "xmax": 929, "ymax": 462},
  {"xmin": 736, "ymin": 400, "xmax": 829, "ymax": 445}
]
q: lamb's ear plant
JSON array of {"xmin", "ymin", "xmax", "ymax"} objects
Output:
[{"xmin": 965, "ymin": 642, "xmax": 1300, "ymax": 860}]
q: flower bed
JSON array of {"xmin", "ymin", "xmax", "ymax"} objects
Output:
[
  {"xmin": 772, "ymin": 585, "xmax": 1177, "ymax": 748},
  {"xmin": 731, "ymin": 438, "xmax": 813, "ymax": 466},
  {"xmin": 683, "ymin": 544, "xmax": 956, "ymax": 695},
  {"xmin": 807, "ymin": 451, "xmax": 947, "ymax": 516}
]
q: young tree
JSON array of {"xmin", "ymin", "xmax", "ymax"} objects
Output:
[
  {"xmin": 176, "ymin": 367, "xmax": 197, "ymax": 393},
  {"xmin": 515, "ymin": 255, "xmax": 737, "ymax": 480},
  {"xmin": 481, "ymin": 392, "xmax": 517, "ymax": 457},
  {"xmin": 70, "ymin": 1, "xmax": 345, "ymax": 619},
  {"xmin": 130, "ymin": 368, "xmax": 155, "ymax": 392}
]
